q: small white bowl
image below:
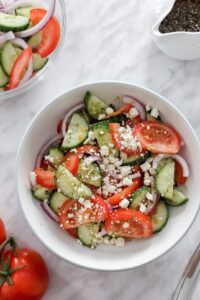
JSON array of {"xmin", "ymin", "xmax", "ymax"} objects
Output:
[
  {"xmin": 152, "ymin": 0, "xmax": 200, "ymax": 60},
  {"xmin": 16, "ymin": 81, "xmax": 200, "ymax": 271}
]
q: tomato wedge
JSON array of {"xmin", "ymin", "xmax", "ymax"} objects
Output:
[
  {"xmin": 67, "ymin": 228, "xmax": 77, "ymax": 238},
  {"xmin": 125, "ymin": 115, "xmax": 141, "ymax": 127},
  {"xmin": 58, "ymin": 195, "xmax": 109, "ymax": 229},
  {"xmin": 63, "ymin": 153, "xmax": 79, "ymax": 176},
  {"xmin": 105, "ymin": 209, "xmax": 152, "ymax": 238},
  {"xmin": 0, "ymin": 218, "xmax": 6, "ymax": 245},
  {"xmin": 30, "ymin": 9, "xmax": 60, "ymax": 57},
  {"xmin": 107, "ymin": 177, "xmax": 142, "ymax": 206},
  {"xmin": 109, "ymin": 123, "xmax": 142, "ymax": 156},
  {"xmin": 133, "ymin": 121, "xmax": 181, "ymax": 154},
  {"xmin": 106, "ymin": 104, "xmax": 132, "ymax": 118},
  {"xmin": 76, "ymin": 145, "xmax": 99, "ymax": 156},
  {"xmin": 175, "ymin": 161, "xmax": 187, "ymax": 185},
  {"xmin": 34, "ymin": 168, "xmax": 55, "ymax": 190},
  {"xmin": 9, "ymin": 47, "xmax": 32, "ymax": 89}
]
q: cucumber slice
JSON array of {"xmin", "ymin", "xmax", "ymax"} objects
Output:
[
  {"xmin": 32, "ymin": 184, "xmax": 52, "ymax": 201},
  {"xmin": 49, "ymin": 191, "xmax": 66, "ymax": 215},
  {"xmin": 151, "ymin": 201, "xmax": 169, "ymax": 233},
  {"xmin": 77, "ymin": 223, "xmax": 100, "ymax": 248},
  {"xmin": 91, "ymin": 120, "xmax": 119, "ymax": 156},
  {"xmin": 14, "ymin": 47, "xmax": 23, "ymax": 56},
  {"xmin": 1, "ymin": 42, "xmax": 18, "ymax": 75},
  {"xmin": 76, "ymin": 159, "xmax": 102, "ymax": 187},
  {"xmin": 84, "ymin": 91, "xmax": 108, "ymax": 120},
  {"xmin": 157, "ymin": 158, "xmax": 173, "ymax": 173},
  {"xmin": 61, "ymin": 113, "xmax": 89, "ymax": 151},
  {"xmin": 55, "ymin": 165, "xmax": 92, "ymax": 199},
  {"xmin": 49, "ymin": 147, "xmax": 64, "ymax": 167},
  {"xmin": 16, "ymin": 6, "xmax": 33, "ymax": 17},
  {"xmin": 164, "ymin": 188, "xmax": 188, "ymax": 206},
  {"xmin": 129, "ymin": 186, "xmax": 150, "ymax": 210},
  {"xmin": 156, "ymin": 161, "xmax": 175, "ymax": 200},
  {"xmin": 107, "ymin": 115, "xmax": 127, "ymax": 124},
  {"xmin": 28, "ymin": 31, "xmax": 42, "ymax": 49},
  {"xmin": 81, "ymin": 109, "xmax": 91, "ymax": 123},
  {"xmin": 0, "ymin": 13, "xmax": 29, "ymax": 32},
  {"xmin": 0, "ymin": 65, "xmax": 8, "ymax": 87},
  {"xmin": 123, "ymin": 151, "xmax": 149, "ymax": 166},
  {"xmin": 33, "ymin": 53, "xmax": 48, "ymax": 72}
]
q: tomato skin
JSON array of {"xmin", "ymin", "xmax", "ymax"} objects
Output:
[
  {"xmin": 133, "ymin": 121, "xmax": 181, "ymax": 154},
  {"xmin": 63, "ymin": 153, "xmax": 79, "ymax": 176},
  {"xmin": 0, "ymin": 218, "xmax": 6, "ymax": 245},
  {"xmin": 30, "ymin": 9, "xmax": 60, "ymax": 58},
  {"xmin": 0, "ymin": 248, "xmax": 49, "ymax": 300},
  {"xmin": 67, "ymin": 228, "xmax": 77, "ymax": 238},
  {"xmin": 175, "ymin": 161, "xmax": 187, "ymax": 185},
  {"xmin": 34, "ymin": 168, "xmax": 55, "ymax": 190},
  {"xmin": 106, "ymin": 104, "xmax": 132, "ymax": 118},
  {"xmin": 125, "ymin": 115, "xmax": 141, "ymax": 127},
  {"xmin": 105, "ymin": 209, "xmax": 153, "ymax": 238},
  {"xmin": 107, "ymin": 177, "xmax": 142, "ymax": 206},
  {"xmin": 9, "ymin": 47, "xmax": 32, "ymax": 89},
  {"xmin": 59, "ymin": 196, "xmax": 109, "ymax": 229}
]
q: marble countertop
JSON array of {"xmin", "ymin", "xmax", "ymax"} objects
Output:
[{"xmin": 1, "ymin": 0, "xmax": 200, "ymax": 299}]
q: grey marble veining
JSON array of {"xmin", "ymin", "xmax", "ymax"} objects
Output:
[{"xmin": 0, "ymin": 0, "xmax": 200, "ymax": 299}]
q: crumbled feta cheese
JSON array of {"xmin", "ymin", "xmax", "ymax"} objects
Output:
[
  {"xmin": 120, "ymin": 152, "xmax": 128, "ymax": 160},
  {"xmin": 122, "ymin": 177, "xmax": 133, "ymax": 186},
  {"xmin": 122, "ymin": 222, "xmax": 129, "ymax": 229},
  {"xmin": 115, "ymin": 237, "xmax": 125, "ymax": 247},
  {"xmin": 84, "ymin": 200, "xmax": 92, "ymax": 208},
  {"xmin": 149, "ymin": 168, "xmax": 156, "ymax": 175},
  {"xmin": 78, "ymin": 197, "xmax": 85, "ymax": 204},
  {"xmin": 76, "ymin": 239, "xmax": 83, "ymax": 245},
  {"xmin": 121, "ymin": 166, "xmax": 132, "ymax": 176},
  {"xmin": 44, "ymin": 155, "xmax": 54, "ymax": 163},
  {"xmin": 84, "ymin": 130, "xmax": 96, "ymax": 144},
  {"xmin": 100, "ymin": 145, "xmax": 109, "ymax": 156},
  {"xmin": 146, "ymin": 105, "xmax": 151, "ymax": 112},
  {"xmin": 109, "ymin": 238, "xmax": 116, "ymax": 245},
  {"xmin": 106, "ymin": 184, "xmax": 116, "ymax": 193},
  {"xmin": 103, "ymin": 236, "xmax": 110, "ymax": 245},
  {"xmin": 98, "ymin": 114, "xmax": 106, "ymax": 120},
  {"xmin": 151, "ymin": 108, "xmax": 159, "ymax": 118},
  {"xmin": 78, "ymin": 215, "xmax": 83, "ymax": 222},
  {"xmin": 106, "ymin": 107, "xmax": 114, "ymax": 114},
  {"xmin": 67, "ymin": 213, "xmax": 74, "ymax": 218},
  {"xmin": 129, "ymin": 107, "xmax": 139, "ymax": 118},
  {"xmin": 146, "ymin": 192, "xmax": 153, "ymax": 201},
  {"xmin": 57, "ymin": 188, "xmax": 61, "ymax": 193},
  {"xmin": 139, "ymin": 203, "xmax": 147, "ymax": 213},
  {"xmin": 140, "ymin": 161, "xmax": 151, "ymax": 172},
  {"xmin": 119, "ymin": 198, "xmax": 129, "ymax": 208}
]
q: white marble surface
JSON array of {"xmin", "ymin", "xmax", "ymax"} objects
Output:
[{"xmin": 1, "ymin": 0, "xmax": 200, "ymax": 299}]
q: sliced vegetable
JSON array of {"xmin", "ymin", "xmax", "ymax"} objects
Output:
[
  {"xmin": 16, "ymin": 6, "xmax": 34, "ymax": 17},
  {"xmin": 32, "ymin": 184, "xmax": 52, "ymax": 200},
  {"xmin": 175, "ymin": 161, "xmax": 187, "ymax": 185},
  {"xmin": 156, "ymin": 161, "xmax": 175, "ymax": 200},
  {"xmin": 151, "ymin": 201, "xmax": 169, "ymax": 233},
  {"xmin": 105, "ymin": 103, "xmax": 132, "ymax": 118},
  {"xmin": 84, "ymin": 91, "xmax": 108, "ymax": 120},
  {"xmin": 76, "ymin": 159, "xmax": 102, "ymax": 187},
  {"xmin": 34, "ymin": 167, "xmax": 55, "ymax": 190},
  {"xmin": 108, "ymin": 177, "xmax": 142, "ymax": 206},
  {"xmin": 1, "ymin": 41, "xmax": 18, "ymax": 75},
  {"xmin": 77, "ymin": 223, "xmax": 100, "ymax": 248},
  {"xmin": 33, "ymin": 53, "xmax": 48, "ymax": 71},
  {"xmin": 28, "ymin": 31, "xmax": 42, "ymax": 49},
  {"xmin": 49, "ymin": 191, "xmax": 66, "ymax": 215},
  {"xmin": 122, "ymin": 151, "xmax": 149, "ymax": 166},
  {"xmin": 0, "ymin": 13, "xmax": 29, "ymax": 32},
  {"xmin": 164, "ymin": 188, "xmax": 188, "ymax": 206},
  {"xmin": 63, "ymin": 152, "xmax": 79, "ymax": 176},
  {"xmin": 105, "ymin": 209, "xmax": 153, "ymax": 238},
  {"xmin": 133, "ymin": 121, "xmax": 181, "ymax": 154},
  {"xmin": 61, "ymin": 113, "xmax": 89, "ymax": 151},
  {"xmin": 76, "ymin": 145, "xmax": 99, "ymax": 157},
  {"xmin": 129, "ymin": 186, "xmax": 150, "ymax": 210},
  {"xmin": 55, "ymin": 165, "xmax": 92, "ymax": 199},
  {"xmin": 122, "ymin": 95, "xmax": 146, "ymax": 121},
  {"xmin": 49, "ymin": 146, "xmax": 64, "ymax": 167},
  {"xmin": 0, "ymin": 65, "xmax": 8, "ymax": 87},
  {"xmin": 0, "ymin": 218, "xmax": 6, "ymax": 245}
]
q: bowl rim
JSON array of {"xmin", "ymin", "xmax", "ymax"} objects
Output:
[{"xmin": 16, "ymin": 80, "xmax": 200, "ymax": 271}]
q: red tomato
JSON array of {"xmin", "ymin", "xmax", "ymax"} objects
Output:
[
  {"xmin": 109, "ymin": 123, "xmax": 142, "ymax": 156},
  {"xmin": 175, "ymin": 161, "xmax": 187, "ymax": 185},
  {"xmin": 9, "ymin": 47, "xmax": 32, "ymax": 89},
  {"xmin": 67, "ymin": 228, "xmax": 77, "ymax": 238},
  {"xmin": 125, "ymin": 115, "xmax": 141, "ymax": 127},
  {"xmin": 59, "ymin": 195, "xmax": 109, "ymax": 229},
  {"xmin": 30, "ymin": 9, "xmax": 60, "ymax": 58},
  {"xmin": 107, "ymin": 178, "xmax": 142, "ymax": 206},
  {"xmin": 106, "ymin": 104, "xmax": 132, "ymax": 118},
  {"xmin": 63, "ymin": 153, "xmax": 79, "ymax": 176},
  {"xmin": 133, "ymin": 121, "xmax": 181, "ymax": 154},
  {"xmin": 0, "ymin": 248, "xmax": 49, "ymax": 300},
  {"xmin": 105, "ymin": 209, "xmax": 153, "ymax": 238},
  {"xmin": 34, "ymin": 168, "xmax": 55, "ymax": 190},
  {"xmin": 0, "ymin": 218, "xmax": 6, "ymax": 245},
  {"xmin": 76, "ymin": 145, "xmax": 99, "ymax": 156}
]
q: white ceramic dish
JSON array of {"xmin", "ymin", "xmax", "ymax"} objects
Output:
[
  {"xmin": 152, "ymin": 0, "xmax": 200, "ymax": 60},
  {"xmin": 16, "ymin": 81, "xmax": 200, "ymax": 271}
]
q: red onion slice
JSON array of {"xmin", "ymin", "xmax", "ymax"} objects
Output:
[
  {"xmin": 122, "ymin": 95, "xmax": 146, "ymax": 121},
  {"xmin": 146, "ymin": 191, "xmax": 160, "ymax": 215},
  {"xmin": 14, "ymin": 0, "xmax": 56, "ymax": 38},
  {"xmin": 4, "ymin": 0, "xmax": 42, "ymax": 12},
  {"xmin": 0, "ymin": 32, "xmax": 15, "ymax": 46},
  {"xmin": 152, "ymin": 154, "xmax": 189, "ymax": 177},
  {"xmin": 61, "ymin": 103, "xmax": 84, "ymax": 137},
  {"xmin": 35, "ymin": 134, "xmax": 62, "ymax": 167},
  {"xmin": 41, "ymin": 202, "xmax": 58, "ymax": 223}
]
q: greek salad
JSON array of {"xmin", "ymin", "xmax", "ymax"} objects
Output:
[
  {"xmin": 30, "ymin": 92, "xmax": 189, "ymax": 249},
  {"xmin": 0, "ymin": 0, "xmax": 60, "ymax": 91}
]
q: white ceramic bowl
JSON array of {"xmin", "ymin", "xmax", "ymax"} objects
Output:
[
  {"xmin": 16, "ymin": 81, "xmax": 200, "ymax": 271},
  {"xmin": 152, "ymin": 0, "xmax": 200, "ymax": 60}
]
